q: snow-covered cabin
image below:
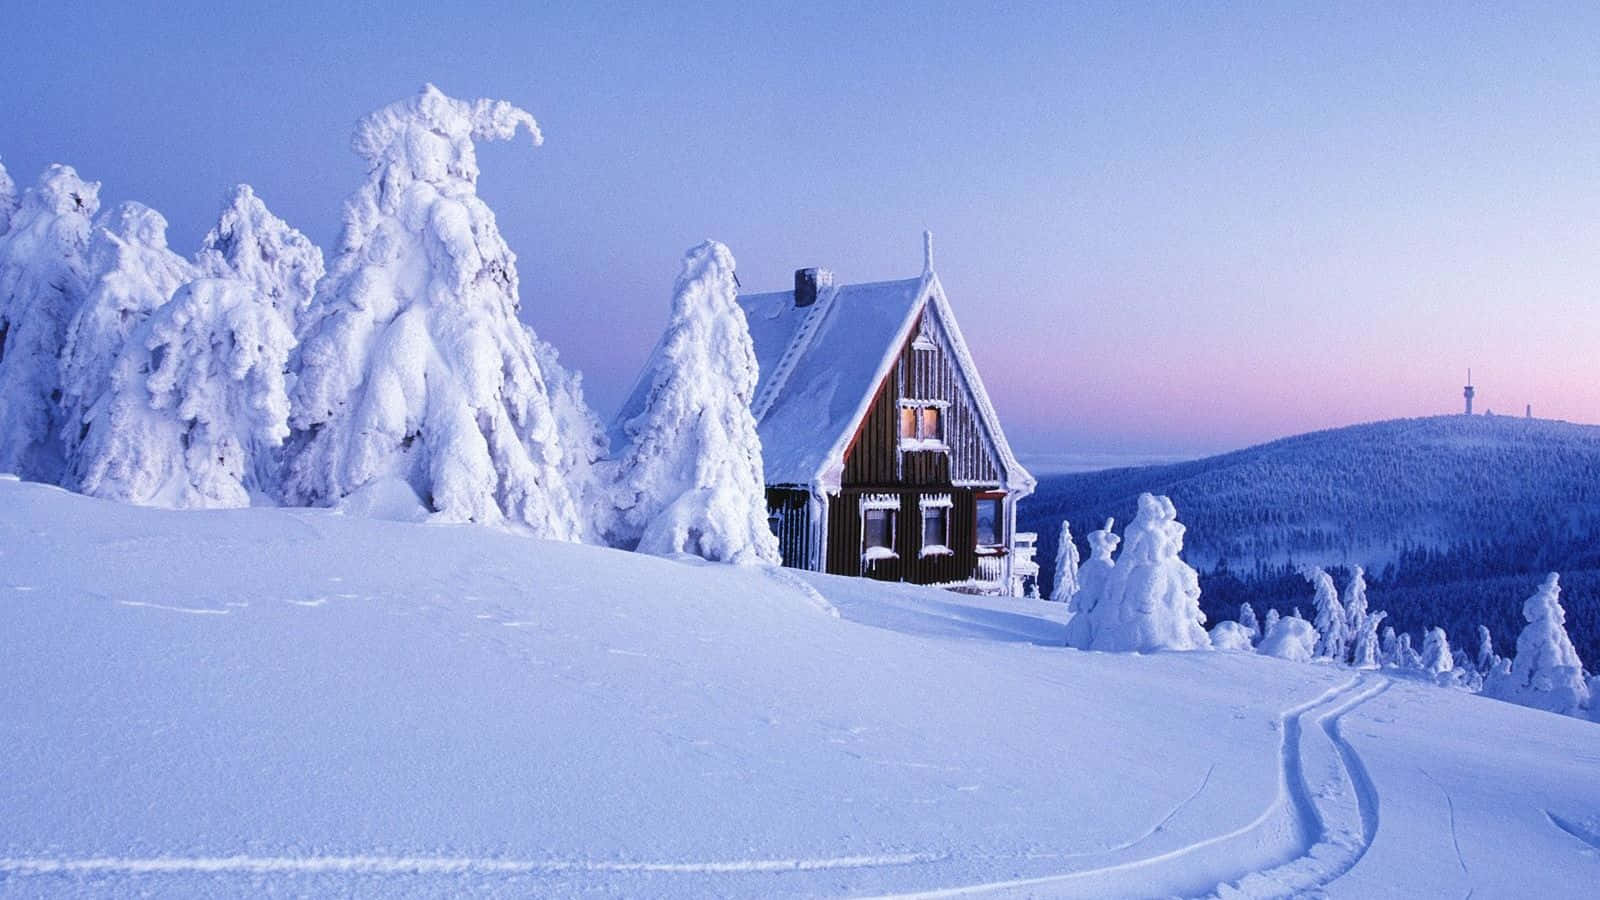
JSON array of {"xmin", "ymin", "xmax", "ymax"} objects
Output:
[{"xmin": 741, "ymin": 238, "xmax": 1037, "ymax": 595}]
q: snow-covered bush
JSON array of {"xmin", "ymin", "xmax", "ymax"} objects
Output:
[
  {"xmin": 1421, "ymin": 626, "xmax": 1454, "ymax": 677},
  {"xmin": 74, "ymin": 278, "xmax": 294, "ymax": 508},
  {"xmin": 1063, "ymin": 518, "xmax": 1117, "ymax": 648},
  {"xmin": 0, "ymin": 165, "xmax": 100, "ymax": 481},
  {"xmin": 1477, "ymin": 625, "xmax": 1500, "ymax": 673},
  {"xmin": 1393, "ymin": 632, "xmax": 1422, "ymax": 670},
  {"xmin": 59, "ymin": 201, "xmax": 197, "ymax": 489},
  {"xmin": 1050, "ymin": 520, "xmax": 1080, "ymax": 603},
  {"xmin": 195, "ymin": 185, "xmax": 324, "ymax": 338},
  {"xmin": 609, "ymin": 240, "xmax": 777, "ymax": 564},
  {"xmin": 0, "ymin": 159, "xmax": 16, "ymax": 235},
  {"xmin": 1305, "ymin": 565, "xmax": 1348, "ymax": 662},
  {"xmin": 1259, "ymin": 614, "xmax": 1318, "ymax": 662},
  {"xmin": 1210, "ymin": 620, "xmax": 1254, "ymax": 651},
  {"xmin": 1064, "ymin": 494, "xmax": 1210, "ymax": 652},
  {"xmin": 1238, "ymin": 601, "xmax": 1259, "ymax": 640},
  {"xmin": 1262, "ymin": 607, "xmax": 1281, "ymax": 637},
  {"xmin": 285, "ymin": 85, "xmax": 583, "ymax": 537},
  {"xmin": 1485, "ymin": 573, "xmax": 1591, "ymax": 717}
]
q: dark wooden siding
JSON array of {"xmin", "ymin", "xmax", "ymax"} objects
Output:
[
  {"xmin": 766, "ymin": 488, "xmax": 812, "ymax": 570},
  {"xmin": 840, "ymin": 307, "xmax": 1000, "ymax": 490},
  {"xmin": 826, "ymin": 488, "xmax": 980, "ymax": 584}
]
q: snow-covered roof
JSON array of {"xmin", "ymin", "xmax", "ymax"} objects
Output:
[{"xmin": 738, "ymin": 269, "xmax": 1034, "ymax": 496}]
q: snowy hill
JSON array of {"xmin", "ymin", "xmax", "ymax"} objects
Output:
[
  {"xmin": 2, "ymin": 476, "xmax": 1598, "ymax": 897},
  {"xmin": 1023, "ymin": 415, "xmax": 1600, "ymax": 662}
]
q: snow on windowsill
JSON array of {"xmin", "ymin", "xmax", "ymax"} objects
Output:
[
  {"xmin": 899, "ymin": 438, "xmax": 949, "ymax": 453},
  {"xmin": 919, "ymin": 545, "xmax": 953, "ymax": 558},
  {"xmin": 862, "ymin": 546, "xmax": 899, "ymax": 562}
]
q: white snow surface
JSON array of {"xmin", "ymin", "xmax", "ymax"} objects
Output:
[
  {"xmin": 285, "ymin": 85, "xmax": 581, "ymax": 537},
  {"xmin": 3, "ymin": 478, "xmax": 1595, "ymax": 897},
  {"xmin": 0, "ymin": 165, "xmax": 100, "ymax": 482}
]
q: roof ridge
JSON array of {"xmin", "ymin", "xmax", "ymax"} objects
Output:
[{"xmin": 750, "ymin": 282, "xmax": 839, "ymax": 422}]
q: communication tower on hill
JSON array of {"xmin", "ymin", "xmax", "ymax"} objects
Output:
[{"xmin": 1464, "ymin": 369, "xmax": 1475, "ymax": 415}]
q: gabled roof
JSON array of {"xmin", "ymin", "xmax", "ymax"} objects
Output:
[{"xmin": 739, "ymin": 269, "xmax": 1034, "ymax": 497}]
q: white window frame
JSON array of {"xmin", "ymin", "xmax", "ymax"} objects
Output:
[
  {"xmin": 919, "ymin": 493, "xmax": 953, "ymax": 557},
  {"xmin": 897, "ymin": 399, "xmax": 949, "ymax": 451},
  {"xmin": 860, "ymin": 493, "xmax": 899, "ymax": 563}
]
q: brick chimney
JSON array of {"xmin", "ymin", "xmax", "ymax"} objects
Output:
[{"xmin": 794, "ymin": 267, "xmax": 833, "ymax": 308}]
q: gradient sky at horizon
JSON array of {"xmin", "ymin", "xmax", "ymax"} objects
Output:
[{"xmin": 4, "ymin": 1, "xmax": 1597, "ymax": 459}]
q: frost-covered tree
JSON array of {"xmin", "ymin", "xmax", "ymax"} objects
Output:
[
  {"xmin": 1262, "ymin": 607, "xmax": 1281, "ymax": 638},
  {"xmin": 59, "ymin": 202, "xmax": 197, "ymax": 489},
  {"xmin": 1210, "ymin": 620, "xmax": 1254, "ymax": 651},
  {"xmin": 195, "ymin": 185, "xmax": 324, "ymax": 338},
  {"xmin": 1351, "ymin": 609, "xmax": 1387, "ymax": 669},
  {"xmin": 74, "ymin": 278, "xmax": 294, "ymax": 508},
  {"xmin": 285, "ymin": 85, "xmax": 583, "ymax": 537},
  {"xmin": 1342, "ymin": 566, "xmax": 1369, "ymax": 642},
  {"xmin": 1394, "ymin": 632, "xmax": 1422, "ymax": 670},
  {"xmin": 1421, "ymin": 627, "xmax": 1454, "ymax": 676},
  {"xmin": 1063, "ymin": 518, "xmax": 1118, "ymax": 648},
  {"xmin": 1064, "ymin": 494, "xmax": 1210, "ymax": 652},
  {"xmin": 0, "ymin": 165, "xmax": 100, "ymax": 481},
  {"xmin": 0, "ymin": 158, "xmax": 17, "ymax": 235},
  {"xmin": 1485, "ymin": 573, "xmax": 1591, "ymax": 716},
  {"xmin": 1238, "ymin": 601, "xmax": 1260, "ymax": 640},
  {"xmin": 1051, "ymin": 520, "xmax": 1081, "ymax": 603},
  {"xmin": 1477, "ymin": 625, "xmax": 1500, "ymax": 673},
  {"xmin": 1304, "ymin": 565, "xmax": 1348, "ymax": 662},
  {"xmin": 530, "ymin": 331, "xmax": 608, "ymax": 541},
  {"xmin": 608, "ymin": 240, "xmax": 777, "ymax": 564}
]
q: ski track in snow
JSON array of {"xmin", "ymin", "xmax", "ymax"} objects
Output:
[
  {"xmin": 1420, "ymin": 768, "xmax": 1469, "ymax": 877},
  {"xmin": 1546, "ymin": 811, "xmax": 1600, "ymax": 851},
  {"xmin": 867, "ymin": 675, "xmax": 1391, "ymax": 899},
  {"xmin": 116, "ymin": 600, "xmax": 229, "ymax": 616}
]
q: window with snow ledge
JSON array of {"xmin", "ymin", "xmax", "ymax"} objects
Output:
[
  {"xmin": 898, "ymin": 400, "xmax": 947, "ymax": 449},
  {"xmin": 920, "ymin": 494, "xmax": 951, "ymax": 556},
  {"xmin": 860, "ymin": 493, "xmax": 898, "ymax": 562}
]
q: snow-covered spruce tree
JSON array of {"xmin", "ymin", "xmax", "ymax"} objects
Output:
[
  {"xmin": 195, "ymin": 185, "xmax": 324, "ymax": 339},
  {"xmin": 285, "ymin": 85, "xmax": 582, "ymax": 537},
  {"xmin": 59, "ymin": 202, "xmax": 197, "ymax": 489},
  {"xmin": 1065, "ymin": 494, "xmax": 1210, "ymax": 652},
  {"xmin": 1477, "ymin": 625, "xmax": 1500, "ymax": 673},
  {"xmin": 1304, "ymin": 565, "xmax": 1348, "ymax": 662},
  {"xmin": 1394, "ymin": 632, "xmax": 1422, "ymax": 670},
  {"xmin": 1485, "ymin": 573, "xmax": 1591, "ymax": 716},
  {"xmin": 74, "ymin": 278, "xmax": 294, "ymax": 508},
  {"xmin": 1421, "ymin": 627, "xmax": 1454, "ymax": 677},
  {"xmin": 1342, "ymin": 565, "xmax": 1369, "ymax": 644},
  {"xmin": 0, "ymin": 165, "xmax": 100, "ymax": 481},
  {"xmin": 1051, "ymin": 520, "xmax": 1081, "ymax": 603},
  {"xmin": 1063, "ymin": 518, "xmax": 1117, "ymax": 648},
  {"xmin": 0, "ymin": 158, "xmax": 16, "ymax": 235},
  {"xmin": 1351, "ymin": 609, "xmax": 1387, "ymax": 669},
  {"xmin": 609, "ymin": 240, "xmax": 777, "ymax": 564},
  {"xmin": 530, "ymin": 330, "xmax": 608, "ymax": 542},
  {"xmin": 1262, "ymin": 607, "xmax": 1281, "ymax": 637},
  {"xmin": 1238, "ymin": 601, "xmax": 1260, "ymax": 641}
]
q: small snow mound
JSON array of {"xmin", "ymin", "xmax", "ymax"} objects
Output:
[
  {"xmin": 1259, "ymin": 616, "xmax": 1318, "ymax": 662},
  {"xmin": 1210, "ymin": 620, "xmax": 1255, "ymax": 652},
  {"xmin": 335, "ymin": 476, "xmax": 431, "ymax": 523}
]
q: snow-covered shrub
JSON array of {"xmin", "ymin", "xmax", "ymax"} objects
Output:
[
  {"xmin": 1351, "ymin": 609, "xmax": 1387, "ymax": 669},
  {"xmin": 195, "ymin": 185, "xmax": 324, "ymax": 339},
  {"xmin": 1210, "ymin": 620, "xmax": 1254, "ymax": 651},
  {"xmin": 1305, "ymin": 565, "xmax": 1348, "ymax": 662},
  {"xmin": 285, "ymin": 85, "xmax": 583, "ymax": 537},
  {"xmin": 0, "ymin": 165, "xmax": 100, "ymax": 481},
  {"xmin": 609, "ymin": 240, "xmax": 777, "ymax": 564},
  {"xmin": 1380, "ymin": 625, "xmax": 1398, "ymax": 665},
  {"xmin": 59, "ymin": 202, "xmax": 197, "ymax": 489},
  {"xmin": 1063, "ymin": 518, "xmax": 1117, "ymax": 648},
  {"xmin": 1238, "ymin": 601, "xmax": 1260, "ymax": 640},
  {"xmin": 1259, "ymin": 614, "xmax": 1318, "ymax": 662},
  {"xmin": 1485, "ymin": 573, "xmax": 1591, "ymax": 717},
  {"xmin": 1421, "ymin": 626, "xmax": 1454, "ymax": 677},
  {"xmin": 74, "ymin": 278, "xmax": 294, "ymax": 508},
  {"xmin": 1477, "ymin": 625, "xmax": 1500, "ymax": 673},
  {"xmin": 0, "ymin": 159, "xmax": 16, "ymax": 235},
  {"xmin": 1393, "ymin": 633, "xmax": 1423, "ymax": 670},
  {"xmin": 1064, "ymin": 494, "xmax": 1210, "ymax": 652},
  {"xmin": 1262, "ymin": 607, "xmax": 1281, "ymax": 637},
  {"xmin": 1050, "ymin": 520, "xmax": 1080, "ymax": 603}
]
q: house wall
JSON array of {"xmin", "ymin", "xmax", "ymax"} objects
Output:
[
  {"xmin": 825, "ymin": 488, "xmax": 980, "ymax": 584},
  {"xmin": 765, "ymin": 488, "xmax": 813, "ymax": 569}
]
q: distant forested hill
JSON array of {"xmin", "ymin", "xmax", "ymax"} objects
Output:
[{"xmin": 1021, "ymin": 415, "xmax": 1600, "ymax": 663}]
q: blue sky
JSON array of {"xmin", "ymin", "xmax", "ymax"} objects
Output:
[{"xmin": 4, "ymin": 1, "xmax": 1598, "ymax": 458}]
